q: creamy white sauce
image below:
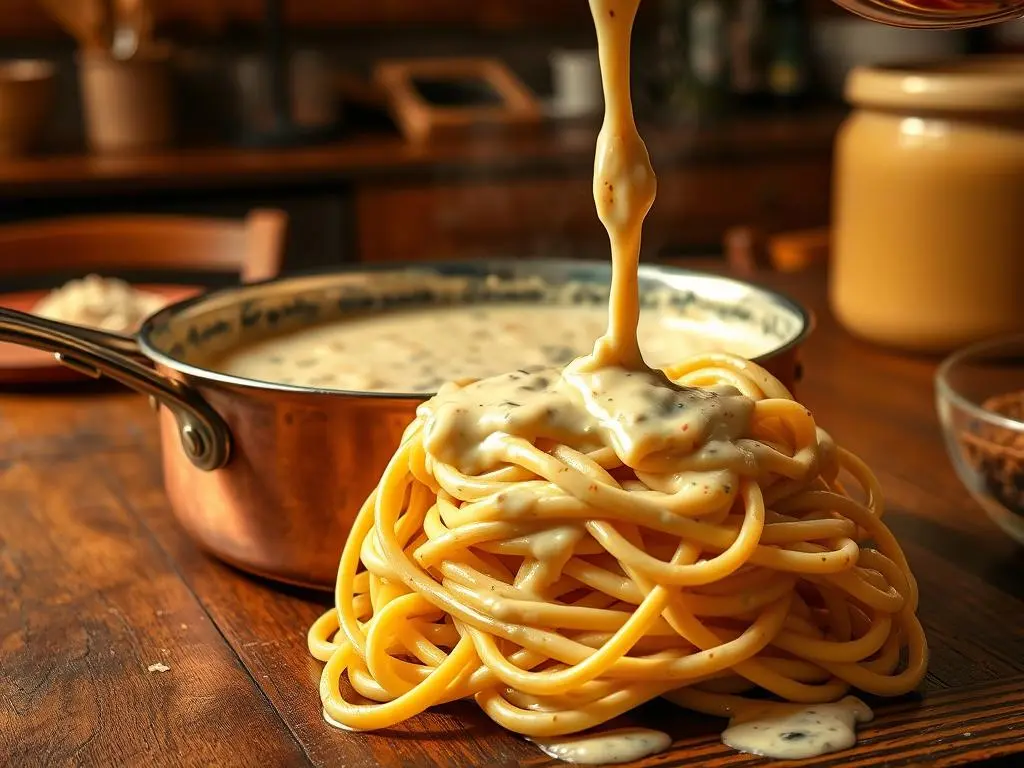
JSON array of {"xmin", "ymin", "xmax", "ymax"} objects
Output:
[
  {"xmin": 530, "ymin": 728, "xmax": 672, "ymax": 765},
  {"xmin": 209, "ymin": 303, "xmax": 770, "ymax": 393},
  {"xmin": 423, "ymin": 362, "xmax": 754, "ymax": 475},
  {"xmin": 722, "ymin": 697, "xmax": 874, "ymax": 760}
]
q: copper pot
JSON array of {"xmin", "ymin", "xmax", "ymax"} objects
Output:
[{"xmin": 0, "ymin": 260, "xmax": 812, "ymax": 589}]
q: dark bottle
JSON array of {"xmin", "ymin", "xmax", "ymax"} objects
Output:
[
  {"xmin": 728, "ymin": 0, "xmax": 770, "ymax": 110},
  {"xmin": 765, "ymin": 0, "xmax": 812, "ymax": 109},
  {"xmin": 655, "ymin": 0, "xmax": 731, "ymax": 121},
  {"xmin": 686, "ymin": 0, "xmax": 731, "ymax": 116}
]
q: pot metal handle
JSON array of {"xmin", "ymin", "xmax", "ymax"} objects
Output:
[{"xmin": 0, "ymin": 307, "xmax": 231, "ymax": 471}]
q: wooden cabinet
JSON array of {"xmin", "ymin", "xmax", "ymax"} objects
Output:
[
  {"xmin": 354, "ymin": 159, "xmax": 832, "ymax": 263},
  {"xmin": 2, "ymin": 0, "xmax": 843, "ymax": 38},
  {"xmin": 0, "ymin": 0, "xmax": 590, "ymax": 38},
  {"xmin": 0, "ymin": 113, "xmax": 839, "ymax": 268}
]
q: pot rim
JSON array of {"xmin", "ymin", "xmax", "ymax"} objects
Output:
[{"xmin": 137, "ymin": 258, "xmax": 815, "ymax": 400}]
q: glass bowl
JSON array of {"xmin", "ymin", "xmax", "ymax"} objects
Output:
[{"xmin": 936, "ymin": 334, "xmax": 1024, "ymax": 545}]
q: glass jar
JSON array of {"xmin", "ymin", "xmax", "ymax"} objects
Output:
[{"xmin": 830, "ymin": 57, "xmax": 1024, "ymax": 352}]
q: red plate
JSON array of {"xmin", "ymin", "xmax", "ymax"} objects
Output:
[{"xmin": 0, "ymin": 284, "xmax": 201, "ymax": 384}]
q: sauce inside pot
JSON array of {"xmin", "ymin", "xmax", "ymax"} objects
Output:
[{"xmin": 205, "ymin": 302, "xmax": 773, "ymax": 393}]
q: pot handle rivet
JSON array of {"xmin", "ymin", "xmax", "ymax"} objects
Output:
[
  {"xmin": 180, "ymin": 423, "xmax": 203, "ymax": 460},
  {"xmin": 0, "ymin": 307, "xmax": 231, "ymax": 471}
]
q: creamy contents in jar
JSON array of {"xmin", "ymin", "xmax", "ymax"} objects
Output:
[{"xmin": 209, "ymin": 303, "xmax": 771, "ymax": 393}]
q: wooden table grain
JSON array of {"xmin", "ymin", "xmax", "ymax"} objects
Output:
[{"xmin": 2, "ymin": 269, "xmax": 1023, "ymax": 768}]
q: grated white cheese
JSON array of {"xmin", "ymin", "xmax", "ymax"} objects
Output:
[{"xmin": 33, "ymin": 274, "xmax": 168, "ymax": 333}]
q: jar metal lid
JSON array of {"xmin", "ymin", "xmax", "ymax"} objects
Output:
[{"xmin": 846, "ymin": 55, "xmax": 1024, "ymax": 111}]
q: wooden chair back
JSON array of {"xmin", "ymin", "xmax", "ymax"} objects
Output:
[{"xmin": 0, "ymin": 209, "xmax": 287, "ymax": 284}]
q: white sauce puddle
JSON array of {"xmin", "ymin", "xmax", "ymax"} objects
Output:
[
  {"xmin": 530, "ymin": 728, "xmax": 672, "ymax": 764},
  {"xmin": 722, "ymin": 696, "xmax": 874, "ymax": 760}
]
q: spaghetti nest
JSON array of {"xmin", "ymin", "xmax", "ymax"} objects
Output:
[{"xmin": 308, "ymin": 354, "xmax": 927, "ymax": 736}]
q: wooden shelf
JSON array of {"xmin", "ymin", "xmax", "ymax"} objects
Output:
[
  {"xmin": 1, "ymin": 1, "xmax": 847, "ymax": 39},
  {"xmin": 1, "ymin": 0, "xmax": 592, "ymax": 39},
  {"xmin": 2, "ymin": 0, "xmax": 847, "ymax": 39},
  {"xmin": 0, "ymin": 111, "xmax": 844, "ymax": 201}
]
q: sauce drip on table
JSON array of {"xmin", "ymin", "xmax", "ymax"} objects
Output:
[
  {"xmin": 723, "ymin": 697, "xmax": 874, "ymax": 760},
  {"xmin": 530, "ymin": 728, "xmax": 673, "ymax": 765}
]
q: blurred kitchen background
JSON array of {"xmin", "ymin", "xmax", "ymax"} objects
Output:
[{"xmin": 0, "ymin": 0, "xmax": 1016, "ymax": 272}]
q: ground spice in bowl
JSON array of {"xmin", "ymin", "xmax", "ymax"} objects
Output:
[{"xmin": 959, "ymin": 390, "xmax": 1024, "ymax": 517}]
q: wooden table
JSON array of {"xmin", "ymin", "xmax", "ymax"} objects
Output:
[{"xmin": 2, "ymin": 269, "xmax": 1023, "ymax": 768}]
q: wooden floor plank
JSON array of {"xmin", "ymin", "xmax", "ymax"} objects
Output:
[{"xmin": 0, "ymin": 451, "xmax": 311, "ymax": 768}]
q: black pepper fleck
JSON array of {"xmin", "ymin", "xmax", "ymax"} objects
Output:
[{"xmin": 519, "ymin": 377, "xmax": 550, "ymax": 392}]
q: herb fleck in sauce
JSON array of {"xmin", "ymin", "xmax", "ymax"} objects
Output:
[
  {"xmin": 210, "ymin": 303, "xmax": 770, "ymax": 393},
  {"xmin": 722, "ymin": 697, "xmax": 873, "ymax": 760}
]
